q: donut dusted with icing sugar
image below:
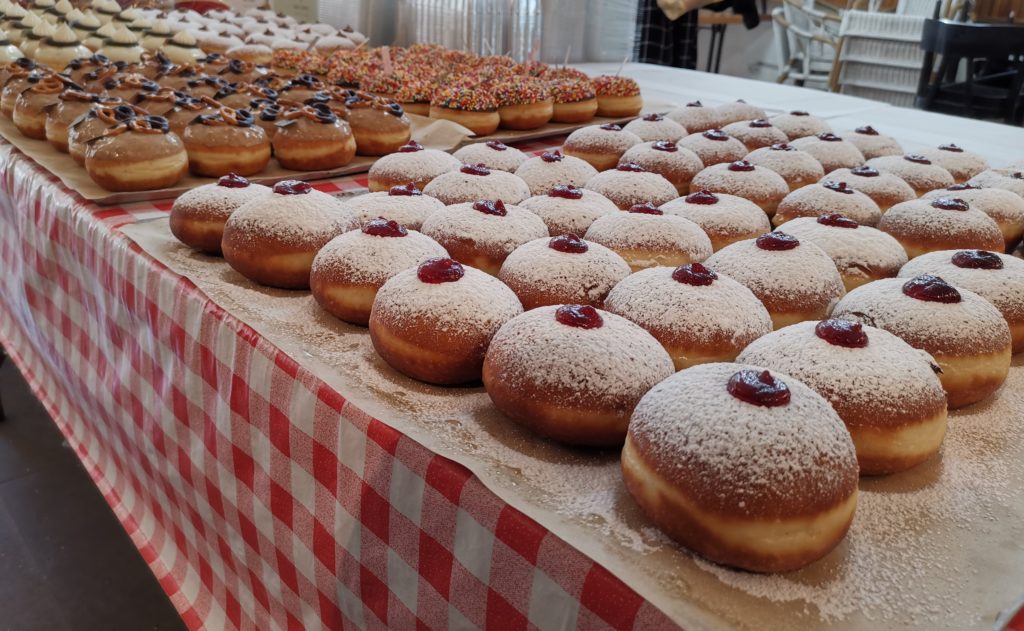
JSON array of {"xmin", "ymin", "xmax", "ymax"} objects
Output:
[
  {"xmin": 498, "ymin": 234, "xmax": 631, "ymax": 310},
  {"xmin": 791, "ymin": 133, "xmax": 865, "ymax": 173},
  {"xmin": 370, "ymin": 257, "xmax": 523, "ymax": 385},
  {"xmin": 665, "ymin": 100, "xmax": 723, "ymax": 134},
  {"xmin": 343, "ymin": 184, "xmax": 445, "ymax": 230},
  {"xmin": 622, "ymin": 362, "xmax": 859, "ymax": 573},
  {"xmin": 689, "ymin": 160, "xmax": 789, "ymax": 217},
  {"xmin": 968, "ymin": 168, "xmax": 1024, "ymax": 198},
  {"xmin": 739, "ymin": 320, "xmax": 947, "ymax": 475},
  {"xmin": 712, "ymin": 100, "xmax": 767, "ymax": 125},
  {"xmin": 721, "ymin": 119, "xmax": 788, "ymax": 151},
  {"xmin": 774, "ymin": 180, "xmax": 882, "ymax": 227},
  {"xmin": 513, "ymin": 150, "xmax": 598, "ymax": 196},
  {"xmin": 583, "ymin": 162, "xmax": 678, "ymax": 210},
  {"xmin": 170, "ymin": 174, "xmax": 272, "ymax": 254},
  {"xmin": 865, "ymin": 154, "xmax": 955, "ymax": 195},
  {"xmin": 821, "ymin": 166, "xmax": 916, "ymax": 213},
  {"xmin": 561, "ymin": 123, "xmax": 643, "ymax": 172},
  {"xmin": 838, "ymin": 126, "xmax": 902, "ymax": 160},
  {"xmin": 878, "ymin": 197, "xmax": 1004, "ymax": 259},
  {"xmin": 898, "ymin": 250, "xmax": 1024, "ymax": 353},
  {"xmin": 584, "ymin": 203, "xmax": 713, "ymax": 272},
  {"xmin": 310, "ymin": 218, "xmax": 448, "ymax": 326},
  {"xmin": 419, "ymin": 199, "xmax": 548, "ymax": 276},
  {"xmin": 744, "ymin": 143, "xmax": 825, "ymax": 191},
  {"xmin": 769, "ymin": 111, "xmax": 831, "ymax": 141},
  {"xmin": 705, "ymin": 231, "xmax": 845, "ymax": 329},
  {"xmin": 221, "ymin": 180, "xmax": 357, "ymax": 289},
  {"xmin": 620, "ymin": 140, "xmax": 704, "ymax": 195},
  {"xmin": 919, "ymin": 144, "xmax": 989, "ymax": 183},
  {"xmin": 452, "ymin": 140, "xmax": 529, "ymax": 172},
  {"xmin": 922, "ymin": 185, "xmax": 1024, "ymax": 253},
  {"xmin": 483, "ymin": 305, "xmax": 674, "ymax": 447},
  {"xmin": 605, "ymin": 263, "xmax": 772, "ymax": 369},
  {"xmin": 832, "ymin": 275, "xmax": 1012, "ymax": 408},
  {"xmin": 366, "ymin": 140, "xmax": 461, "ymax": 192},
  {"xmin": 678, "ymin": 129, "xmax": 749, "ymax": 166},
  {"xmin": 518, "ymin": 185, "xmax": 619, "ymax": 236},
  {"xmin": 622, "ymin": 113, "xmax": 688, "ymax": 142},
  {"xmin": 421, "ymin": 164, "xmax": 531, "ymax": 206},
  {"xmin": 660, "ymin": 191, "xmax": 771, "ymax": 252}
]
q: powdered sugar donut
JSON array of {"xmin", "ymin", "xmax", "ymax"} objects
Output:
[
  {"xmin": 370, "ymin": 257, "xmax": 523, "ymax": 385},
  {"xmin": 620, "ymin": 140, "xmax": 704, "ymax": 195},
  {"xmin": 310, "ymin": 219, "xmax": 448, "ymax": 325},
  {"xmin": 562, "ymin": 123, "xmax": 643, "ymax": 171},
  {"xmin": 822, "ymin": 166, "xmax": 916, "ymax": 213},
  {"xmin": 660, "ymin": 190, "xmax": 770, "ymax": 251},
  {"xmin": 170, "ymin": 174, "xmax": 272, "ymax": 254},
  {"xmin": 791, "ymin": 133, "xmax": 865, "ymax": 172},
  {"xmin": 623, "ymin": 362, "xmax": 859, "ymax": 573},
  {"xmin": 419, "ymin": 199, "xmax": 548, "ymax": 276},
  {"xmin": 744, "ymin": 143, "xmax": 825, "ymax": 191},
  {"xmin": 780, "ymin": 215, "xmax": 908, "ymax": 291},
  {"xmin": 678, "ymin": 129, "xmax": 748, "ymax": 166},
  {"xmin": 366, "ymin": 140, "xmax": 461, "ymax": 192},
  {"xmin": 343, "ymin": 184, "xmax": 445, "ymax": 230},
  {"xmin": 605, "ymin": 263, "xmax": 772, "ymax": 369},
  {"xmin": 833, "ymin": 275, "xmax": 1011, "ymax": 408},
  {"xmin": 452, "ymin": 140, "xmax": 529, "ymax": 172},
  {"xmin": 713, "ymin": 100, "xmax": 767, "ymax": 125},
  {"xmin": 583, "ymin": 162, "xmax": 678, "ymax": 210},
  {"xmin": 769, "ymin": 111, "xmax": 831, "ymax": 140},
  {"xmin": 513, "ymin": 150, "xmax": 598, "ymax": 196},
  {"xmin": 706, "ymin": 231, "xmax": 845, "ymax": 329},
  {"xmin": 774, "ymin": 180, "xmax": 882, "ymax": 227},
  {"xmin": 968, "ymin": 168, "xmax": 1024, "ymax": 198},
  {"xmin": 622, "ymin": 112, "xmax": 688, "ymax": 142},
  {"xmin": 922, "ymin": 184, "xmax": 1024, "ymax": 252},
  {"xmin": 483, "ymin": 304, "xmax": 674, "ymax": 446},
  {"xmin": 665, "ymin": 100, "xmax": 723, "ymax": 134},
  {"xmin": 721, "ymin": 119, "xmax": 788, "ymax": 151},
  {"xmin": 497, "ymin": 234, "xmax": 631, "ymax": 309},
  {"xmin": 585, "ymin": 203, "xmax": 713, "ymax": 271},
  {"xmin": 738, "ymin": 319, "xmax": 947, "ymax": 475},
  {"xmin": 865, "ymin": 154, "xmax": 955, "ymax": 195},
  {"xmin": 878, "ymin": 197, "xmax": 1004, "ymax": 259},
  {"xmin": 221, "ymin": 180, "xmax": 357, "ymax": 289},
  {"xmin": 918, "ymin": 144, "xmax": 989, "ymax": 183},
  {"xmin": 518, "ymin": 185, "xmax": 619, "ymax": 236},
  {"xmin": 689, "ymin": 160, "xmax": 789, "ymax": 216},
  {"xmin": 898, "ymin": 249, "xmax": 1024, "ymax": 353},
  {"xmin": 838, "ymin": 126, "xmax": 902, "ymax": 160},
  {"xmin": 421, "ymin": 164, "xmax": 531, "ymax": 205}
]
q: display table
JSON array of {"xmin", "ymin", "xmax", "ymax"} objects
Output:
[{"xmin": 2, "ymin": 63, "xmax": 1024, "ymax": 630}]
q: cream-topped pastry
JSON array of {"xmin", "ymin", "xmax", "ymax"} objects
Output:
[
  {"xmin": 162, "ymin": 29, "xmax": 203, "ymax": 64},
  {"xmin": 141, "ymin": 19, "xmax": 171, "ymax": 51},
  {"xmin": 35, "ymin": 23, "xmax": 90, "ymax": 69},
  {"xmin": 97, "ymin": 24, "xmax": 143, "ymax": 63}
]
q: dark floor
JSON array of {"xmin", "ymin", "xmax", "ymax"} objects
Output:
[{"xmin": 0, "ymin": 353, "xmax": 187, "ymax": 631}]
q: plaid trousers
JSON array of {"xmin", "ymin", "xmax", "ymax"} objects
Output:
[{"xmin": 634, "ymin": 0, "xmax": 700, "ymax": 70}]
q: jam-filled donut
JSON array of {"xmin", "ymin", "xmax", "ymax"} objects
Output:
[
  {"xmin": 878, "ymin": 197, "xmax": 1004, "ymax": 259},
  {"xmin": 706, "ymin": 231, "xmax": 845, "ymax": 329},
  {"xmin": 483, "ymin": 304, "xmax": 673, "ymax": 446},
  {"xmin": 498, "ymin": 234, "xmax": 631, "ymax": 310},
  {"xmin": 822, "ymin": 166, "xmax": 916, "ymax": 213},
  {"xmin": 169, "ymin": 173, "xmax": 272, "ymax": 254},
  {"xmin": 273, "ymin": 103, "xmax": 356, "ymax": 170},
  {"xmin": 918, "ymin": 144, "xmax": 989, "ymax": 183},
  {"xmin": 712, "ymin": 99, "xmax": 767, "ymax": 125},
  {"xmin": 583, "ymin": 162, "xmax": 678, "ymax": 210},
  {"xmin": 182, "ymin": 106, "xmax": 270, "ymax": 177},
  {"xmin": 968, "ymin": 168, "xmax": 1024, "ymax": 198},
  {"xmin": 738, "ymin": 319, "xmax": 947, "ymax": 475},
  {"xmin": 343, "ymin": 184, "xmax": 445, "ymax": 230},
  {"xmin": 592, "ymin": 74, "xmax": 643, "ymax": 117},
  {"xmin": 452, "ymin": 140, "xmax": 529, "ymax": 172},
  {"xmin": 419, "ymin": 199, "xmax": 548, "ymax": 276},
  {"xmin": 774, "ymin": 180, "xmax": 882, "ymax": 227},
  {"xmin": 310, "ymin": 218, "xmax": 448, "ymax": 326},
  {"xmin": 620, "ymin": 140, "xmax": 704, "ymax": 195},
  {"xmin": 791, "ymin": 133, "xmax": 865, "ymax": 172},
  {"xmin": 421, "ymin": 163, "xmax": 531, "ymax": 206},
  {"xmin": 584, "ymin": 203, "xmax": 713, "ymax": 272},
  {"xmin": 865, "ymin": 154, "xmax": 955, "ymax": 195},
  {"xmin": 660, "ymin": 190, "xmax": 771, "ymax": 251},
  {"xmin": 899, "ymin": 250, "xmax": 1024, "ymax": 354},
  {"xmin": 622, "ymin": 113, "xmax": 687, "ymax": 143},
  {"xmin": 721, "ymin": 119, "xmax": 788, "ymax": 151},
  {"xmin": 514, "ymin": 150, "xmax": 598, "ymax": 196},
  {"xmin": 562, "ymin": 123, "xmax": 643, "ymax": 172},
  {"xmin": 623, "ymin": 362, "xmax": 859, "ymax": 573},
  {"xmin": 605, "ymin": 262, "xmax": 772, "ymax": 369},
  {"xmin": 838, "ymin": 126, "xmax": 902, "ymax": 160},
  {"xmin": 689, "ymin": 160, "xmax": 789, "ymax": 217},
  {"xmin": 769, "ymin": 110, "xmax": 831, "ymax": 141},
  {"xmin": 744, "ymin": 143, "xmax": 825, "ymax": 191},
  {"xmin": 366, "ymin": 140, "xmax": 461, "ymax": 192},
  {"xmin": 677, "ymin": 129, "xmax": 748, "ymax": 166},
  {"xmin": 221, "ymin": 180, "xmax": 357, "ymax": 289},
  {"xmin": 666, "ymin": 100, "xmax": 723, "ymax": 134},
  {"xmin": 518, "ymin": 185, "xmax": 619, "ymax": 236},
  {"xmin": 84, "ymin": 115, "xmax": 188, "ymax": 191},
  {"xmin": 780, "ymin": 215, "xmax": 908, "ymax": 291},
  {"xmin": 833, "ymin": 275, "xmax": 1011, "ymax": 409},
  {"xmin": 370, "ymin": 257, "xmax": 523, "ymax": 385},
  {"xmin": 922, "ymin": 184, "xmax": 1024, "ymax": 253}
]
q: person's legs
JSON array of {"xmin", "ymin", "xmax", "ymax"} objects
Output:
[{"xmin": 635, "ymin": 0, "xmax": 700, "ymax": 70}]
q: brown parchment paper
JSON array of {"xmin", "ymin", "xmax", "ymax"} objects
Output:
[{"xmin": 120, "ymin": 218, "xmax": 1024, "ymax": 631}]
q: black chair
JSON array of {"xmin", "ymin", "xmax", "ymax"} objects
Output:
[{"xmin": 916, "ymin": 14, "xmax": 1024, "ymax": 124}]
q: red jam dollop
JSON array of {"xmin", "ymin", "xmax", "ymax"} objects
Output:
[
  {"xmin": 541, "ymin": 150, "xmax": 563, "ymax": 163},
  {"xmin": 397, "ymin": 140, "xmax": 423, "ymax": 153},
  {"xmin": 600, "ymin": 123, "xmax": 622, "ymax": 131},
  {"xmin": 555, "ymin": 304, "xmax": 603, "ymax": 329},
  {"xmin": 727, "ymin": 370, "xmax": 791, "ymax": 407},
  {"xmin": 672, "ymin": 262, "xmax": 717, "ymax": 286},
  {"xmin": 749, "ymin": 119, "xmax": 772, "ymax": 128},
  {"xmin": 485, "ymin": 140, "xmax": 508, "ymax": 151},
  {"xmin": 817, "ymin": 213, "xmax": 859, "ymax": 228},
  {"xmin": 629, "ymin": 202, "xmax": 663, "ymax": 215},
  {"xmin": 273, "ymin": 180, "xmax": 312, "ymax": 195},
  {"xmin": 902, "ymin": 275, "xmax": 961, "ymax": 303},
  {"xmin": 756, "ymin": 231, "xmax": 800, "ymax": 250},
  {"xmin": 815, "ymin": 319, "xmax": 868, "ymax": 348},
  {"xmin": 931, "ymin": 197, "xmax": 969, "ymax": 211},
  {"xmin": 548, "ymin": 184, "xmax": 583, "ymax": 200},
  {"xmin": 939, "ymin": 143, "xmax": 963, "ymax": 152},
  {"xmin": 904, "ymin": 154, "xmax": 931, "ymax": 164},
  {"xmin": 362, "ymin": 217, "xmax": 408, "ymax": 237},
  {"xmin": 790, "ymin": 110, "xmax": 809, "ymax": 116},
  {"xmin": 472, "ymin": 199, "xmax": 507, "ymax": 216},
  {"xmin": 855, "ymin": 125, "xmax": 879, "ymax": 136},
  {"xmin": 389, "ymin": 183, "xmax": 422, "ymax": 196},
  {"xmin": 616, "ymin": 162, "xmax": 646, "ymax": 172},
  {"xmin": 685, "ymin": 190, "xmax": 719, "ymax": 205},
  {"xmin": 770, "ymin": 143, "xmax": 793, "ymax": 151},
  {"xmin": 823, "ymin": 180, "xmax": 854, "ymax": 194},
  {"xmin": 417, "ymin": 257, "xmax": 465, "ymax": 284},
  {"xmin": 952, "ymin": 249, "xmax": 1003, "ymax": 270},
  {"xmin": 727, "ymin": 160, "xmax": 755, "ymax": 172},
  {"xmin": 642, "ymin": 113, "xmax": 663, "ymax": 121},
  {"xmin": 947, "ymin": 183, "xmax": 980, "ymax": 191},
  {"xmin": 818, "ymin": 133, "xmax": 842, "ymax": 142},
  {"xmin": 461, "ymin": 163, "xmax": 491, "ymax": 176},
  {"xmin": 217, "ymin": 173, "xmax": 249, "ymax": 188},
  {"xmin": 703, "ymin": 129, "xmax": 729, "ymax": 141},
  {"xmin": 850, "ymin": 166, "xmax": 880, "ymax": 177},
  {"xmin": 549, "ymin": 233, "xmax": 588, "ymax": 253},
  {"xmin": 652, "ymin": 140, "xmax": 677, "ymax": 152}
]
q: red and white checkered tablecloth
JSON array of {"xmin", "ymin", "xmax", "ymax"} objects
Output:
[{"xmin": 0, "ymin": 139, "xmax": 682, "ymax": 631}]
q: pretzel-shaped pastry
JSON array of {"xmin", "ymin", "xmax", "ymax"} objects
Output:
[
  {"xmin": 94, "ymin": 103, "xmax": 140, "ymax": 125},
  {"xmin": 194, "ymin": 106, "xmax": 255, "ymax": 127},
  {"xmin": 282, "ymin": 103, "xmax": 337, "ymax": 124},
  {"xmin": 31, "ymin": 75, "xmax": 70, "ymax": 95},
  {"xmin": 101, "ymin": 115, "xmax": 171, "ymax": 138}
]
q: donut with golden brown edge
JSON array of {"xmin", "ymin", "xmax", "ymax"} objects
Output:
[
  {"xmin": 547, "ymin": 78, "xmax": 598, "ymax": 124},
  {"xmin": 583, "ymin": 162, "xmax": 678, "ymax": 210},
  {"xmin": 164, "ymin": 94, "xmax": 220, "ymax": 138},
  {"xmin": 483, "ymin": 304, "xmax": 674, "ymax": 446},
  {"xmin": 1, "ymin": 67, "xmax": 41, "ymax": 119},
  {"xmin": 620, "ymin": 140, "xmax": 704, "ymax": 195},
  {"xmin": 712, "ymin": 99, "xmax": 767, "ymax": 125},
  {"xmin": 677, "ymin": 129, "xmax": 748, "ymax": 167},
  {"xmin": 452, "ymin": 140, "xmax": 529, "ymax": 172},
  {"xmin": 221, "ymin": 180, "xmax": 357, "ymax": 289},
  {"xmin": 821, "ymin": 166, "xmax": 916, "ymax": 213},
  {"xmin": 665, "ymin": 100, "xmax": 723, "ymax": 133},
  {"xmin": 518, "ymin": 185, "xmax": 620, "ymax": 236},
  {"xmin": 366, "ymin": 140, "xmax": 461, "ymax": 192},
  {"xmin": 84, "ymin": 115, "xmax": 188, "ymax": 192},
  {"xmin": 744, "ymin": 143, "xmax": 825, "ymax": 191},
  {"xmin": 344, "ymin": 91, "xmax": 412, "ymax": 156},
  {"xmin": 45, "ymin": 90, "xmax": 118, "ymax": 153},
  {"xmin": 622, "ymin": 113, "xmax": 688, "ymax": 143},
  {"xmin": 832, "ymin": 275, "xmax": 1011, "ymax": 409},
  {"xmin": 865, "ymin": 154, "xmax": 955, "ymax": 195},
  {"xmin": 838, "ymin": 125, "xmax": 902, "ymax": 160},
  {"xmin": 918, "ymin": 144, "xmax": 989, "ymax": 183},
  {"xmin": 721, "ymin": 119, "xmax": 788, "ymax": 151},
  {"xmin": 769, "ymin": 110, "xmax": 831, "ymax": 140},
  {"xmin": 584, "ymin": 203, "xmax": 713, "ymax": 272},
  {"xmin": 370, "ymin": 257, "xmax": 523, "ymax": 385},
  {"xmin": 592, "ymin": 75, "xmax": 642, "ymax": 117},
  {"xmin": 898, "ymin": 249, "xmax": 1024, "ymax": 354},
  {"xmin": 605, "ymin": 263, "xmax": 772, "ymax": 370},
  {"xmin": 791, "ymin": 133, "xmax": 865, "ymax": 172},
  {"xmin": 429, "ymin": 84, "xmax": 500, "ymax": 136},
  {"xmin": 689, "ymin": 160, "xmax": 789, "ymax": 217},
  {"xmin": 310, "ymin": 219, "xmax": 448, "ymax": 326},
  {"xmin": 492, "ymin": 76, "xmax": 553, "ymax": 130},
  {"xmin": 514, "ymin": 150, "xmax": 599, "ymax": 196},
  {"xmin": 562, "ymin": 123, "xmax": 643, "ymax": 172},
  {"xmin": 182, "ymin": 106, "xmax": 270, "ymax": 177},
  {"xmin": 421, "ymin": 164, "xmax": 531, "ymax": 206},
  {"xmin": 739, "ymin": 319, "xmax": 947, "ymax": 475},
  {"xmin": 67, "ymin": 103, "xmax": 141, "ymax": 165},
  {"xmin": 968, "ymin": 168, "xmax": 1024, "ymax": 198},
  {"xmin": 343, "ymin": 184, "xmax": 445, "ymax": 230},
  {"xmin": 922, "ymin": 184, "xmax": 1024, "ymax": 253},
  {"xmin": 878, "ymin": 197, "xmax": 1004, "ymax": 259},
  {"xmin": 273, "ymin": 104, "xmax": 356, "ymax": 170},
  {"xmin": 660, "ymin": 190, "xmax": 771, "ymax": 252},
  {"xmin": 623, "ymin": 362, "xmax": 859, "ymax": 573},
  {"xmin": 774, "ymin": 180, "xmax": 882, "ymax": 227},
  {"xmin": 169, "ymin": 174, "xmax": 272, "ymax": 254},
  {"xmin": 12, "ymin": 73, "xmax": 68, "ymax": 139}
]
